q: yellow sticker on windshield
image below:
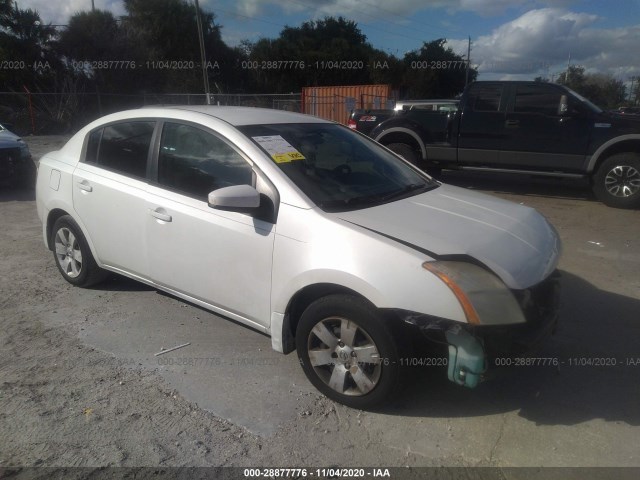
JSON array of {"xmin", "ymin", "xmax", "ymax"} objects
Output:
[{"xmin": 252, "ymin": 135, "xmax": 305, "ymax": 164}]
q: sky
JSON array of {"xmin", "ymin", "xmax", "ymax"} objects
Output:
[{"xmin": 20, "ymin": 0, "xmax": 640, "ymax": 87}]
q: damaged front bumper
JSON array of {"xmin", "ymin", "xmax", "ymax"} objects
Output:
[{"xmin": 385, "ymin": 271, "xmax": 561, "ymax": 388}]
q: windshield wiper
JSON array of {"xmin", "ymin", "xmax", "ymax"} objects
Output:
[
  {"xmin": 319, "ymin": 183, "xmax": 437, "ymax": 212},
  {"xmin": 378, "ymin": 183, "xmax": 433, "ymax": 202}
]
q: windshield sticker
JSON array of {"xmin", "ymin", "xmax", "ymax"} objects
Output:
[{"xmin": 252, "ymin": 135, "xmax": 305, "ymax": 163}]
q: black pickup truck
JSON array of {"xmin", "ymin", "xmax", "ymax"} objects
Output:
[{"xmin": 349, "ymin": 81, "xmax": 640, "ymax": 208}]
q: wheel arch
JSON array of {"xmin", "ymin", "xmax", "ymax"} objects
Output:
[
  {"xmin": 587, "ymin": 135, "xmax": 640, "ymax": 174},
  {"xmin": 375, "ymin": 128, "xmax": 426, "ymax": 160},
  {"xmin": 287, "ymin": 282, "xmax": 374, "ymax": 331},
  {"xmin": 46, "ymin": 208, "xmax": 103, "ymax": 267},
  {"xmin": 274, "ymin": 283, "xmax": 376, "ymax": 354},
  {"xmin": 46, "ymin": 208, "xmax": 72, "ymax": 250}
]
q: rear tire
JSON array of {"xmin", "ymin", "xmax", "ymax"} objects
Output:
[
  {"xmin": 386, "ymin": 142, "xmax": 441, "ymax": 177},
  {"xmin": 51, "ymin": 216, "xmax": 108, "ymax": 287},
  {"xmin": 296, "ymin": 294, "xmax": 401, "ymax": 409},
  {"xmin": 593, "ymin": 153, "xmax": 640, "ymax": 209},
  {"xmin": 386, "ymin": 142, "xmax": 419, "ymax": 165}
]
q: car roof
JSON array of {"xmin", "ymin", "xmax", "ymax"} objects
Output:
[{"xmin": 151, "ymin": 105, "xmax": 331, "ymax": 126}]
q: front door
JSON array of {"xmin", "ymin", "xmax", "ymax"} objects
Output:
[
  {"xmin": 499, "ymin": 83, "xmax": 591, "ymax": 170},
  {"xmin": 145, "ymin": 121, "xmax": 275, "ymax": 327}
]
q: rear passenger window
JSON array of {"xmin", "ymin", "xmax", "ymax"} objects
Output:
[
  {"xmin": 158, "ymin": 122, "xmax": 253, "ymax": 200},
  {"xmin": 85, "ymin": 121, "xmax": 155, "ymax": 178},
  {"xmin": 468, "ymin": 85, "xmax": 503, "ymax": 112}
]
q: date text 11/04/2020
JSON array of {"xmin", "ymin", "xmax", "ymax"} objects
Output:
[{"xmin": 243, "ymin": 468, "xmax": 391, "ymax": 478}]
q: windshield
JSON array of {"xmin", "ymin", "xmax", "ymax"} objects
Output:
[
  {"xmin": 239, "ymin": 123, "xmax": 438, "ymax": 212},
  {"xmin": 566, "ymin": 87, "xmax": 603, "ymax": 114}
]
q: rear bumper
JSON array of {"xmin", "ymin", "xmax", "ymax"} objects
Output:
[{"xmin": 0, "ymin": 147, "xmax": 34, "ymax": 185}]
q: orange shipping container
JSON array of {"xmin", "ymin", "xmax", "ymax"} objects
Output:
[{"xmin": 301, "ymin": 85, "xmax": 395, "ymax": 124}]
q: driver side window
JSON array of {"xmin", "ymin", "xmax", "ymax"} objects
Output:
[{"xmin": 158, "ymin": 122, "xmax": 253, "ymax": 201}]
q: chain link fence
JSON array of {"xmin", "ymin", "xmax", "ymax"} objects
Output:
[
  {"xmin": 0, "ymin": 90, "xmax": 394, "ymax": 135},
  {"xmin": 0, "ymin": 92, "xmax": 303, "ymax": 135}
]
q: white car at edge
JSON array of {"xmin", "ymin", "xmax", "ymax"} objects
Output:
[{"xmin": 36, "ymin": 106, "xmax": 561, "ymax": 408}]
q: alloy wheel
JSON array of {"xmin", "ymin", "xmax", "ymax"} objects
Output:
[
  {"xmin": 54, "ymin": 227, "xmax": 83, "ymax": 278},
  {"xmin": 604, "ymin": 165, "xmax": 640, "ymax": 198},
  {"xmin": 307, "ymin": 317, "xmax": 382, "ymax": 396}
]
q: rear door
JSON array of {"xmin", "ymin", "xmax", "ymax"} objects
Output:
[
  {"xmin": 499, "ymin": 83, "xmax": 591, "ymax": 170},
  {"xmin": 72, "ymin": 120, "xmax": 156, "ymax": 279},
  {"xmin": 457, "ymin": 83, "xmax": 506, "ymax": 165}
]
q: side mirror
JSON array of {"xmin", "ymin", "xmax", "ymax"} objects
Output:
[
  {"xmin": 558, "ymin": 95, "xmax": 569, "ymax": 116},
  {"xmin": 208, "ymin": 184, "xmax": 260, "ymax": 210}
]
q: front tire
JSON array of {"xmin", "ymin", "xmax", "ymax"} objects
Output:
[
  {"xmin": 296, "ymin": 294, "xmax": 400, "ymax": 409},
  {"xmin": 593, "ymin": 153, "xmax": 640, "ymax": 209},
  {"xmin": 51, "ymin": 216, "xmax": 108, "ymax": 287}
]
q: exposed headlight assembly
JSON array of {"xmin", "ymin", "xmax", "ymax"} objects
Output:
[{"xmin": 422, "ymin": 261, "xmax": 525, "ymax": 325}]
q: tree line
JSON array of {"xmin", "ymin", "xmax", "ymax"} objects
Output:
[
  {"xmin": 536, "ymin": 66, "xmax": 630, "ymax": 111},
  {"xmin": 1, "ymin": 0, "xmax": 475, "ymax": 98},
  {"xmin": 1, "ymin": 0, "xmax": 634, "ymax": 132}
]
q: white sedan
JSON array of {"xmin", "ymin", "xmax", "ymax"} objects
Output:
[{"xmin": 36, "ymin": 106, "xmax": 561, "ymax": 408}]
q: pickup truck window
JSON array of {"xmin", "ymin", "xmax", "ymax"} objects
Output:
[
  {"xmin": 514, "ymin": 85, "xmax": 561, "ymax": 116},
  {"xmin": 468, "ymin": 85, "xmax": 503, "ymax": 112}
]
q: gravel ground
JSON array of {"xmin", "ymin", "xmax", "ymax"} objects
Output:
[{"xmin": 1, "ymin": 135, "xmax": 639, "ymax": 478}]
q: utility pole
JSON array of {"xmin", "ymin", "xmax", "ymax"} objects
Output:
[
  {"xmin": 465, "ymin": 36, "xmax": 471, "ymax": 87},
  {"xmin": 91, "ymin": 0, "xmax": 95, "ymax": 11},
  {"xmin": 194, "ymin": 0, "xmax": 211, "ymax": 105}
]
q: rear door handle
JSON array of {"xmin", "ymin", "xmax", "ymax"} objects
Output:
[
  {"xmin": 149, "ymin": 208, "xmax": 172, "ymax": 222},
  {"xmin": 505, "ymin": 119, "xmax": 520, "ymax": 127},
  {"xmin": 77, "ymin": 180, "xmax": 93, "ymax": 192}
]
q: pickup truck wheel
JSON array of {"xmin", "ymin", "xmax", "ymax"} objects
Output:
[
  {"xmin": 593, "ymin": 153, "xmax": 640, "ymax": 209},
  {"xmin": 51, "ymin": 216, "xmax": 108, "ymax": 287},
  {"xmin": 386, "ymin": 143, "xmax": 440, "ymax": 177},
  {"xmin": 296, "ymin": 294, "xmax": 400, "ymax": 409},
  {"xmin": 386, "ymin": 143, "xmax": 419, "ymax": 165}
]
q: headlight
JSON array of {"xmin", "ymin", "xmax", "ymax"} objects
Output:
[
  {"xmin": 422, "ymin": 261, "xmax": 525, "ymax": 325},
  {"xmin": 19, "ymin": 143, "xmax": 30, "ymax": 158}
]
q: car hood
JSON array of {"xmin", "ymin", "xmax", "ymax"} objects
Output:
[{"xmin": 336, "ymin": 184, "xmax": 561, "ymax": 290}]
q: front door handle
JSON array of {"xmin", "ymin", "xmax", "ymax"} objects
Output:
[
  {"xmin": 505, "ymin": 119, "xmax": 520, "ymax": 127},
  {"xmin": 77, "ymin": 180, "xmax": 93, "ymax": 192},
  {"xmin": 149, "ymin": 208, "xmax": 172, "ymax": 222}
]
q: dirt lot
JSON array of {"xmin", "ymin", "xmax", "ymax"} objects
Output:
[{"xmin": 1, "ymin": 135, "xmax": 639, "ymax": 476}]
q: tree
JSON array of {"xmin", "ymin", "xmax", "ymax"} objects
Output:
[
  {"xmin": 633, "ymin": 79, "xmax": 640, "ymax": 106},
  {"xmin": 57, "ymin": 10, "xmax": 134, "ymax": 96},
  {"xmin": 0, "ymin": 0, "xmax": 59, "ymax": 91},
  {"xmin": 401, "ymin": 39, "xmax": 477, "ymax": 99},
  {"xmin": 247, "ymin": 17, "xmax": 381, "ymax": 92},
  {"xmin": 557, "ymin": 66, "xmax": 627, "ymax": 109},
  {"xmin": 123, "ymin": 0, "xmax": 243, "ymax": 94},
  {"xmin": 556, "ymin": 65, "xmax": 586, "ymax": 92}
]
